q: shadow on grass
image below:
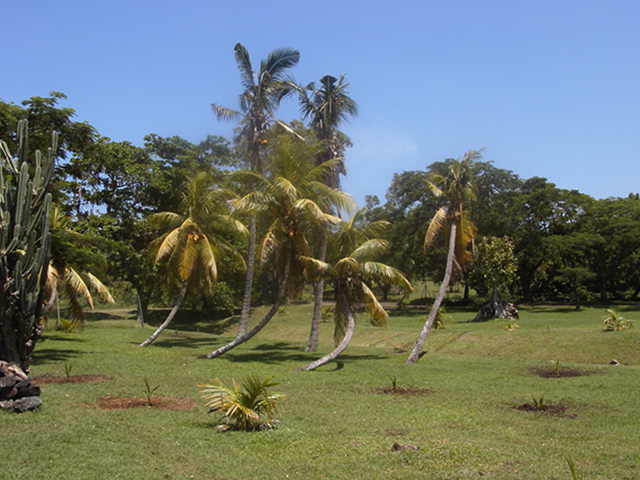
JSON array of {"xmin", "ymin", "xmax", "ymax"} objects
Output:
[
  {"xmin": 32, "ymin": 348, "xmax": 84, "ymax": 364},
  {"xmin": 141, "ymin": 309, "xmax": 237, "ymax": 336},
  {"xmin": 41, "ymin": 335, "xmax": 86, "ymax": 343},
  {"xmin": 151, "ymin": 336, "xmax": 217, "ymax": 349},
  {"xmin": 83, "ymin": 311, "xmax": 129, "ymax": 321}
]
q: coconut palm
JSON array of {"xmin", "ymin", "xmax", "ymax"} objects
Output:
[
  {"xmin": 212, "ymin": 43, "xmax": 300, "ymax": 338},
  {"xmin": 406, "ymin": 151, "xmax": 479, "ymax": 364},
  {"xmin": 294, "ymin": 74, "xmax": 358, "ymax": 352},
  {"xmin": 301, "ymin": 210, "xmax": 412, "ymax": 371},
  {"xmin": 45, "ymin": 207, "xmax": 115, "ymax": 329},
  {"xmin": 139, "ymin": 172, "xmax": 246, "ymax": 347},
  {"xmin": 206, "ymin": 136, "xmax": 353, "ymax": 359}
]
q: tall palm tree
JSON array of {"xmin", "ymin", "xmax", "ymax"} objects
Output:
[
  {"xmin": 212, "ymin": 43, "xmax": 300, "ymax": 338},
  {"xmin": 139, "ymin": 172, "xmax": 246, "ymax": 346},
  {"xmin": 406, "ymin": 151, "xmax": 479, "ymax": 364},
  {"xmin": 206, "ymin": 136, "xmax": 353, "ymax": 359},
  {"xmin": 301, "ymin": 209, "xmax": 412, "ymax": 371},
  {"xmin": 45, "ymin": 207, "xmax": 115, "ymax": 329},
  {"xmin": 295, "ymin": 74, "xmax": 358, "ymax": 352}
]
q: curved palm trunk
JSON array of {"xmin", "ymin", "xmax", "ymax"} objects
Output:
[
  {"xmin": 306, "ymin": 228, "xmax": 328, "ymax": 352},
  {"xmin": 302, "ymin": 296, "xmax": 355, "ymax": 371},
  {"xmin": 237, "ymin": 215, "xmax": 257, "ymax": 337},
  {"xmin": 406, "ymin": 224, "xmax": 457, "ymax": 364},
  {"xmin": 139, "ymin": 283, "xmax": 188, "ymax": 347},
  {"xmin": 206, "ymin": 253, "xmax": 290, "ymax": 359}
]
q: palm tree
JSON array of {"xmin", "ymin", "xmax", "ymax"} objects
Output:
[
  {"xmin": 139, "ymin": 172, "xmax": 246, "ymax": 346},
  {"xmin": 206, "ymin": 136, "xmax": 353, "ymax": 359},
  {"xmin": 301, "ymin": 209, "xmax": 412, "ymax": 371},
  {"xmin": 45, "ymin": 207, "xmax": 115, "ymax": 329},
  {"xmin": 406, "ymin": 151, "xmax": 479, "ymax": 364},
  {"xmin": 295, "ymin": 74, "xmax": 358, "ymax": 352},
  {"xmin": 212, "ymin": 43, "xmax": 300, "ymax": 338}
]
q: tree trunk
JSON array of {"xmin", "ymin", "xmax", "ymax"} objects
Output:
[
  {"xmin": 55, "ymin": 295, "xmax": 61, "ymax": 330},
  {"xmin": 406, "ymin": 224, "xmax": 457, "ymax": 364},
  {"xmin": 306, "ymin": 228, "xmax": 328, "ymax": 352},
  {"xmin": 206, "ymin": 253, "xmax": 291, "ymax": 359},
  {"xmin": 237, "ymin": 215, "xmax": 257, "ymax": 337},
  {"xmin": 136, "ymin": 290, "xmax": 145, "ymax": 327},
  {"xmin": 139, "ymin": 283, "xmax": 188, "ymax": 347},
  {"xmin": 302, "ymin": 295, "xmax": 355, "ymax": 371}
]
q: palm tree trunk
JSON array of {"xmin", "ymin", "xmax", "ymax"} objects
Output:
[
  {"xmin": 55, "ymin": 295, "xmax": 61, "ymax": 330},
  {"xmin": 136, "ymin": 290, "xmax": 145, "ymax": 327},
  {"xmin": 206, "ymin": 252, "xmax": 291, "ymax": 359},
  {"xmin": 139, "ymin": 283, "xmax": 188, "ymax": 347},
  {"xmin": 237, "ymin": 215, "xmax": 257, "ymax": 337},
  {"xmin": 406, "ymin": 224, "xmax": 457, "ymax": 364},
  {"xmin": 306, "ymin": 228, "xmax": 328, "ymax": 352},
  {"xmin": 302, "ymin": 295, "xmax": 355, "ymax": 371}
]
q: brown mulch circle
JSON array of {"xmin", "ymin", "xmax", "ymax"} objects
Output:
[
  {"xmin": 529, "ymin": 367, "xmax": 601, "ymax": 378},
  {"xmin": 89, "ymin": 395, "xmax": 197, "ymax": 411},
  {"xmin": 33, "ymin": 374, "xmax": 113, "ymax": 384},
  {"xmin": 373, "ymin": 387, "xmax": 434, "ymax": 396},
  {"xmin": 513, "ymin": 402, "xmax": 576, "ymax": 418}
]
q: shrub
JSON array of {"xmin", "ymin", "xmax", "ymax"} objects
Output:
[
  {"xmin": 602, "ymin": 309, "xmax": 633, "ymax": 332},
  {"xmin": 200, "ymin": 376, "xmax": 284, "ymax": 431}
]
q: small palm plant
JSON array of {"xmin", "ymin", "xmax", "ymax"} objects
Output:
[
  {"xmin": 602, "ymin": 309, "xmax": 633, "ymax": 332},
  {"xmin": 200, "ymin": 376, "xmax": 284, "ymax": 431}
]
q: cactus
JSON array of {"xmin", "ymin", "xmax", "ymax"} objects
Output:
[{"xmin": 0, "ymin": 119, "xmax": 55, "ymax": 372}]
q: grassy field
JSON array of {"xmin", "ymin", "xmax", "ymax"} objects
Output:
[{"xmin": 3, "ymin": 303, "xmax": 640, "ymax": 479}]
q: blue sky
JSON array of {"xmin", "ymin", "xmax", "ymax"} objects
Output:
[{"xmin": 4, "ymin": 1, "xmax": 639, "ymax": 206}]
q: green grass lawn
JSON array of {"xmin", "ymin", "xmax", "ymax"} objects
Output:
[{"xmin": 3, "ymin": 303, "xmax": 640, "ymax": 479}]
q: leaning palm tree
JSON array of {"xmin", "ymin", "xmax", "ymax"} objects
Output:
[
  {"xmin": 301, "ymin": 210, "xmax": 412, "ymax": 371},
  {"xmin": 206, "ymin": 136, "xmax": 353, "ymax": 359},
  {"xmin": 295, "ymin": 74, "xmax": 358, "ymax": 352},
  {"xmin": 139, "ymin": 172, "xmax": 246, "ymax": 346},
  {"xmin": 212, "ymin": 43, "xmax": 300, "ymax": 338},
  {"xmin": 406, "ymin": 151, "xmax": 479, "ymax": 364},
  {"xmin": 45, "ymin": 207, "xmax": 115, "ymax": 329}
]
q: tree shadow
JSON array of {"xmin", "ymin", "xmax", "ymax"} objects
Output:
[
  {"xmin": 83, "ymin": 311, "xmax": 129, "ymax": 321},
  {"xmin": 31, "ymin": 348, "xmax": 84, "ymax": 364},
  {"xmin": 40, "ymin": 335, "xmax": 85, "ymax": 343},
  {"xmin": 147, "ymin": 336, "xmax": 217, "ymax": 349},
  {"xmin": 142, "ymin": 309, "xmax": 237, "ymax": 335}
]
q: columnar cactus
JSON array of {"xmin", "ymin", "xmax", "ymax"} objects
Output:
[{"xmin": 0, "ymin": 120, "xmax": 55, "ymax": 372}]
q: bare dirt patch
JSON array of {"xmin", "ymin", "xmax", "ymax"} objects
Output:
[
  {"xmin": 89, "ymin": 395, "xmax": 197, "ymax": 411},
  {"xmin": 513, "ymin": 401, "xmax": 576, "ymax": 418},
  {"xmin": 33, "ymin": 374, "xmax": 112, "ymax": 384},
  {"xmin": 373, "ymin": 386, "xmax": 433, "ymax": 396},
  {"xmin": 529, "ymin": 367, "xmax": 600, "ymax": 378}
]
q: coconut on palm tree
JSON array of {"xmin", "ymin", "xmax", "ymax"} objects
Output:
[
  {"xmin": 45, "ymin": 206, "xmax": 115, "ymax": 329},
  {"xmin": 406, "ymin": 151, "xmax": 479, "ymax": 364},
  {"xmin": 206, "ymin": 135, "xmax": 353, "ymax": 359},
  {"xmin": 294, "ymin": 74, "xmax": 358, "ymax": 352},
  {"xmin": 212, "ymin": 43, "xmax": 300, "ymax": 338},
  {"xmin": 301, "ymin": 209, "xmax": 412, "ymax": 371},
  {"xmin": 139, "ymin": 172, "xmax": 246, "ymax": 346}
]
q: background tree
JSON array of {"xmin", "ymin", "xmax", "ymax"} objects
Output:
[
  {"xmin": 407, "ymin": 151, "xmax": 478, "ymax": 364},
  {"xmin": 469, "ymin": 236, "xmax": 518, "ymax": 321},
  {"xmin": 212, "ymin": 43, "xmax": 301, "ymax": 337}
]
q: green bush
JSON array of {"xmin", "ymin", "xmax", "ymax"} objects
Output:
[{"xmin": 602, "ymin": 309, "xmax": 633, "ymax": 332}]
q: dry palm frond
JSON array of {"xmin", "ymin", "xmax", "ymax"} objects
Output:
[
  {"xmin": 360, "ymin": 282, "xmax": 388, "ymax": 327},
  {"xmin": 85, "ymin": 272, "xmax": 115, "ymax": 304},
  {"xmin": 424, "ymin": 207, "xmax": 448, "ymax": 249}
]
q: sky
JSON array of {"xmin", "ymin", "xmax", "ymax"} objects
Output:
[{"xmin": 4, "ymin": 1, "xmax": 639, "ymax": 206}]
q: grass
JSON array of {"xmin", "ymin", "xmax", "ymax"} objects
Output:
[{"xmin": 3, "ymin": 303, "xmax": 640, "ymax": 479}]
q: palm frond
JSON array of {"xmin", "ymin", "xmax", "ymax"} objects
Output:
[
  {"xmin": 148, "ymin": 211, "xmax": 183, "ymax": 231},
  {"xmin": 424, "ymin": 207, "xmax": 448, "ymax": 250},
  {"xmin": 294, "ymin": 199, "xmax": 341, "ymax": 224},
  {"xmin": 84, "ymin": 272, "xmax": 115, "ymax": 304},
  {"xmin": 155, "ymin": 228, "xmax": 181, "ymax": 264},
  {"xmin": 360, "ymin": 282, "xmax": 388, "ymax": 327},
  {"xmin": 233, "ymin": 43, "xmax": 255, "ymax": 89},
  {"xmin": 212, "ymin": 104, "xmax": 241, "ymax": 121},
  {"xmin": 298, "ymin": 255, "xmax": 332, "ymax": 280},
  {"xmin": 362, "ymin": 262, "xmax": 413, "ymax": 292},
  {"xmin": 350, "ymin": 239, "xmax": 389, "ymax": 262},
  {"xmin": 261, "ymin": 48, "xmax": 300, "ymax": 80},
  {"xmin": 63, "ymin": 267, "xmax": 94, "ymax": 309}
]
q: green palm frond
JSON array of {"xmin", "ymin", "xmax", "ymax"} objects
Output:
[
  {"xmin": 360, "ymin": 282, "xmax": 388, "ymax": 327},
  {"xmin": 233, "ymin": 43, "xmax": 255, "ymax": 89},
  {"xmin": 362, "ymin": 262, "xmax": 413, "ymax": 292},
  {"xmin": 63, "ymin": 266, "xmax": 94, "ymax": 310},
  {"xmin": 294, "ymin": 199, "xmax": 341, "ymax": 225},
  {"xmin": 155, "ymin": 228, "xmax": 181, "ymax": 264},
  {"xmin": 298, "ymin": 255, "xmax": 332, "ymax": 280},
  {"xmin": 350, "ymin": 239, "xmax": 389, "ymax": 262},
  {"xmin": 148, "ymin": 211, "xmax": 183, "ymax": 231}
]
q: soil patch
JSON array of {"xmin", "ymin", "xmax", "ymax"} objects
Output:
[
  {"xmin": 513, "ymin": 401, "xmax": 576, "ymax": 418},
  {"xmin": 89, "ymin": 395, "xmax": 196, "ymax": 411},
  {"xmin": 529, "ymin": 367, "xmax": 600, "ymax": 378},
  {"xmin": 33, "ymin": 374, "xmax": 112, "ymax": 384},
  {"xmin": 374, "ymin": 387, "xmax": 433, "ymax": 396}
]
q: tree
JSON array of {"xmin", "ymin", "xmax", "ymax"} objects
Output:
[
  {"xmin": 206, "ymin": 136, "xmax": 351, "ymax": 359},
  {"xmin": 45, "ymin": 207, "xmax": 115, "ymax": 329},
  {"xmin": 301, "ymin": 210, "xmax": 412, "ymax": 371},
  {"xmin": 469, "ymin": 236, "xmax": 518, "ymax": 321},
  {"xmin": 212, "ymin": 43, "xmax": 300, "ymax": 337},
  {"xmin": 407, "ymin": 151, "xmax": 479, "ymax": 364},
  {"xmin": 140, "ymin": 172, "xmax": 245, "ymax": 346},
  {"xmin": 294, "ymin": 74, "xmax": 358, "ymax": 352},
  {"xmin": 0, "ymin": 121, "xmax": 53, "ymax": 371}
]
